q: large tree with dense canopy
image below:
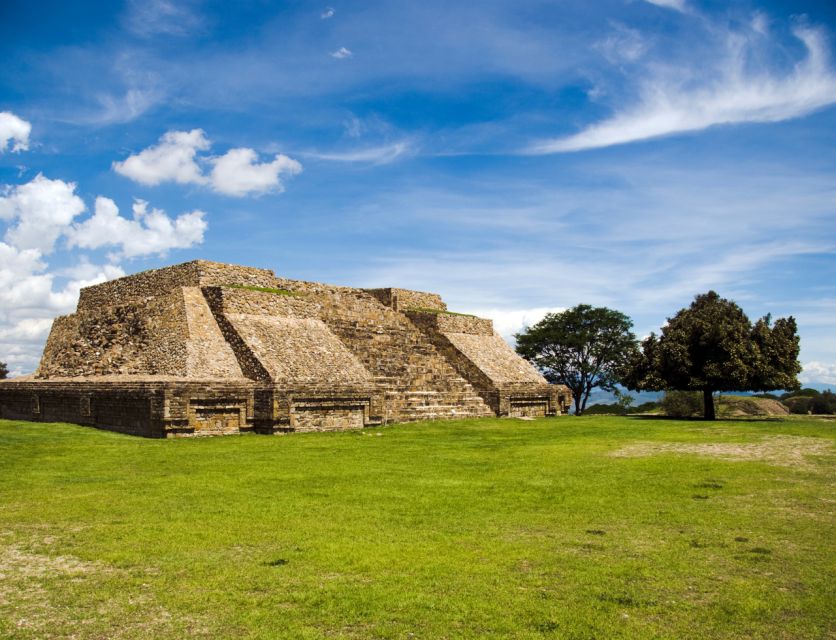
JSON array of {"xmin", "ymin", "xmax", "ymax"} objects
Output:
[{"xmin": 624, "ymin": 291, "xmax": 801, "ymax": 420}]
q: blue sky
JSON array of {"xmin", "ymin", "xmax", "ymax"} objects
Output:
[{"xmin": 1, "ymin": 0, "xmax": 835, "ymax": 382}]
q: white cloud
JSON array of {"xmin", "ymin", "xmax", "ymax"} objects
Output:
[
  {"xmin": 643, "ymin": 0, "xmax": 687, "ymax": 12},
  {"xmin": 751, "ymin": 12, "xmax": 769, "ymax": 36},
  {"xmin": 331, "ymin": 47, "xmax": 353, "ymax": 59},
  {"xmin": 464, "ymin": 307, "xmax": 565, "ymax": 343},
  {"xmin": 113, "ymin": 129, "xmax": 209, "ymax": 186},
  {"xmin": 0, "ymin": 180, "xmax": 205, "ymax": 374},
  {"xmin": 0, "ymin": 246, "xmax": 125, "ymax": 376},
  {"xmin": 307, "ymin": 140, "xmax": 414, "ymax": 164},
  {"xmin": 0, "ymin": 162, "xmax": 209, "ymax": 376},
  {"xmin": 0, "ymin": 174, "xmax": 86, "ymax": 253},
  {"xmin": 0, "ymin": 112, "xmax": 32, "ymax": 153},
  {"xmin": 113, "ymin": 129, "xmax": 302, "ymax": 197},
  {"xmin": 799, "ymin": 361, "xmax": 836, "ymax": 385},
  {"xmin": 321, "ymin": 7, "xmax": 335, "ymax": 19},
  {"xmin": 529, "ymin": 25, "xmax": 836, "ymax": 153},
  {"xmin": 67, "ymin": 197, "xmax": 206, "ymax": 258},
  {"xmin": 0, "ymin": 243, "xmax": 121, "ymax": 325},
  {"xmin": 596, "ymin": 24, "xmax": 648, "ymax": 64},
  {"xmin": 0, "ymin": 318, "xmax": 55, "ymax": 344},
  {"xmin": 123, "ymin": 0, "xmax": 205, "ymax": 37},
  {"xmin": 209, "ymin": 149, "xmax": 302, "ymax": 197},
  {"xmin": 92, "ymin": 88, "xmax": 159, "ymax": 125}
]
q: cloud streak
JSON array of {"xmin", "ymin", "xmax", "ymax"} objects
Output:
[
  {"xmin": 529, "ymin": 25, "xmax": 836, "ymax": 153},
  {"xmin": 305, "ymin": 140, "xmax": 414, "ymax": 165},
  {"xmin": 643, "ymin": 0, "xmax": 687, "ymax": 12},
  {"xmin": 330, "ymin": 47, "xmax": 353, "ymax": 59}
]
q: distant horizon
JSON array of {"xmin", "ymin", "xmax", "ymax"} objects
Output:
[{"xmin": 1, "ymin": 0, "xmax": 835, "ymax": 382}]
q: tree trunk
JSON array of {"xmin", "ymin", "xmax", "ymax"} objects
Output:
[
  {"xmin": 574, "ymin": 393, "xmax": 583, "ymax": 415},
  {"xmin": 703, "ymin": 389, "xmax": 715, "ymax": 420}
]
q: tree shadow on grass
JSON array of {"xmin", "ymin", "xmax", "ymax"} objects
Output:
[{"xmin": 624, "ymin": 415, "xmax": 791, "ymax": 423}]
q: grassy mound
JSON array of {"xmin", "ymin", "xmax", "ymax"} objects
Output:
[
  {"xmin": 0, "ymin": 416, "xmax": 833, "ymax": 639},
  {"xmin": 718, "ymin": 395, "xmax": 790, "ymax": 417}
]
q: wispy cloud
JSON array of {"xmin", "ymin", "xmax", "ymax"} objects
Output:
[
  {"xmin": 90, "ymin": 88, "xmax": 160, "ymax": 125},
  {"xmin": 643, "ymin": 0, "xmax": 687, "ymax": 12},
  {"xmin": 529, "ymin": 24, "xmax": 836, "ymax": 153},
  {"xmin": 305, "ymin": 140, "xmax": 414, "ymax": 164},
  {"xmin": 330, "ymin": 47, "xmax": 353, "ymax": 59},
  {"xmin": 123, "ymin": 0, "xmax": 206, "ymax": 38},
  {"xmin": 595, "ymin": 23, "xmax": 648, "ymax": 64},
  {"xmin": 321, "ymin": 7, "xmax": 335, "ymax": 20},
  {"xmin": 799, "ymin": 361, "xmax": 836, "ymax": 385}
]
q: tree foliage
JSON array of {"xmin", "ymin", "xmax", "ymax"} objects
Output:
[
  {"xmin": 515, "ymin": 305, "xmax": 639, "ymax": 415},
  {"xmin": 625, "ymin": 291, "xmax": 801, "ymax": 419},
  {"xmin": 660, "ymin": 391, "xmax": 704, "ymax": 418},
  {"xmin": 0, "ymin": 360, "xmax": 7, "ymax": 380},
  {"xmin": 781, "ymin": 388, "xmax": 836, "ymax": 415}
]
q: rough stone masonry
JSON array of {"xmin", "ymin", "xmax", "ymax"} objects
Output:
[{"xmin": 0, "ymin": 260, "xmax": 571, "ymax": 437}]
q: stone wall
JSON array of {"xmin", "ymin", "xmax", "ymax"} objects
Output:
[
  {"xmin": 0, "ymin": 378, "xmax": 379, "ymax": 437},
  {"xmin": 365, "ymin": 288, "xmax": 447, "ymax": 312},
  {"xmin": 6, "ymin": 259, "xmax": 570, "ymax": 436},
  {"xmin": 77, "ymin": 260, "xmax": 277, "ymax": 310},
  {"xmin": 405, "ymin": 310, "xmax": 493, "ymax": 336},
  {"xmin": 208, "ymin": 286, "xmax": 319, "ymax": 318},
  {"xmin": 37, "ymin": 290, "xmax": 191, "ymax": 378}
]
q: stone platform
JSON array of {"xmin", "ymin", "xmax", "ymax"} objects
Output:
[{"xmin": 0, "ymin": 260, "xmax": 570, "ymax": 437}]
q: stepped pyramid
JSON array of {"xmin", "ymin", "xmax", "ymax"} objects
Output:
[{"xmin": 0, "ymin": 260, "xmax": 570, "ymax": 437}]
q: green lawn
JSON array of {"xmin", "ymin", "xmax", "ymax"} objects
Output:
[{"xmin": 0, "ymin": 416, "xmax": 833, "ymax": 639}]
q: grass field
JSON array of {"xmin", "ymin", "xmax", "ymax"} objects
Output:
[{"xmin": 0, "ymin": 416, "xmax": 833, "ymax": 639}]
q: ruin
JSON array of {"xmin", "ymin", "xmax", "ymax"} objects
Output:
[{"xmin": 0, "ymin": 260, "xmax": 570, "ymax": 437}]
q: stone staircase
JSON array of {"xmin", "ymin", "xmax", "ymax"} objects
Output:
[{"xmin": 311, "ymin": 289, "xmax": 494, "ymax": 423}]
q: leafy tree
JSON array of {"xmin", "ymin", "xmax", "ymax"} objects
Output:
[
  {"xmin": 660, "ymin": 390, "xmax": 704, "ymax": 418},
  {"xmin": 633, "ymin": 401, "xmax": 661, "ymax": 414},
  {"xmin": 625, "ymin": 291, "xmax": 801, "ymax": 420},
  {"xmin": 614, "ymin": 389, "xmax": 635, "ymax": 413},
  {"xmin": 784, "ymin": 396, "xmax": 814, "ymax": 415},
  {"xmin": 780, "ymin": 388, "xmax": 820, "ymax": 399},
  {"xmin": 515, "ymin": 305, "xmax": 639, "ymax": 415},
  {"xmin": 0, "ymin": 360, "xmax": 7, "ymax": 380},
  {"xmin": 782, "ymin": 388, "xmax": 836, "ymax": 415}
]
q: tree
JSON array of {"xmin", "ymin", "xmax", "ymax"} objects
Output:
[
  {"xmin": 515, "ymin": 305, "xmax": 639, "ymax": 415},
  {"xmin": 613, "ymin": 389, "xmax": 635, "ymax": 414},
  {"xmin": 0, "ymin": 360, "xmax": 7, "ymax": 379},
  {"xmin": 625, "ymin": 291, "xmax": 800, "ymax": 420}
]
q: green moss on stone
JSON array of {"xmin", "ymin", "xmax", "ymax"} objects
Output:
[
  {"xmin": 406, "ymin": 307, "xmax": 476, "ymax": 318},
  {"xmin": 223, "ymin": 284, "xmax": 305, "ymax": 297}
]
